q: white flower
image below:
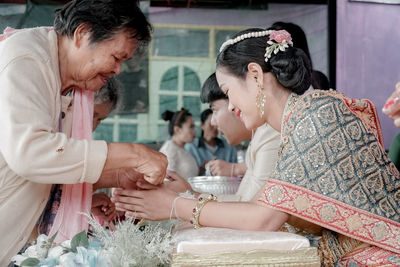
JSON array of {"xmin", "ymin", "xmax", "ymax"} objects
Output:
[
  {"xmin": 48, "ymin": 246, "xmax": 65, "ymax": 259},
  {"xmin": 10, "ymin": 254, "xmax": 26, "ymax": 266},
  {"xmin": 58, "ymin": 252, "xmax": 76, "ymax": 267},
  {"xmin": 36, "ymin": 234, "xmax": 50, "ymax": 259},
  {"xmin": 24, "ymin": 245, "xmax": 39, "ymax": 258},
  {"xmin": 60, "ymin": 239, "xmax": 71, "ymax": 249}
]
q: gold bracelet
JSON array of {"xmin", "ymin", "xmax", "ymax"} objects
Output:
[{"xmin": 190, "ymin": 194, "xmax": 217, "ymax": 229}]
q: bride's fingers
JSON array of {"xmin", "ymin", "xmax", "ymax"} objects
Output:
[
  {"xmin": 113, "ymin": 188, "xmax": 145, "ymax": 198},
  {"xmin": 112, "ymin": 195, "xmax": 144, "ymax": 206},
  {"xmin": 115, "ymin": 201, "xmax": 142, "ymax": 212}
]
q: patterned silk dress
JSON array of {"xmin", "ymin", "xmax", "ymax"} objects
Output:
[{"xmin": 259, "ymin": 90, "xmax": 400, "ymax": 266}]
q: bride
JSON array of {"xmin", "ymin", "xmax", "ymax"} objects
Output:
[{"xmin": 113, "ymin": 28, "xmax": 400, "ymax": 266}]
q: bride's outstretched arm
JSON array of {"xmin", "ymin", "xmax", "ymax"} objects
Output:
[{"xmin": 112, "ymin": 186, "xmax": 288, "ymax": 232}]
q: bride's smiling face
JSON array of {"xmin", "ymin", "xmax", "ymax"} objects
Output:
[{"xmin": 216, "ymin": 67, "xmax": 265, "ymax": 130}]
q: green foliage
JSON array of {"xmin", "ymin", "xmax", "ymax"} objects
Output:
[
  {"xmin": 20, "ymin": 258, "xmax": 40, "ymax": 266},
  {"xmin": 70, "ymin": 230, "xmax": 89, "ymax": 253}
]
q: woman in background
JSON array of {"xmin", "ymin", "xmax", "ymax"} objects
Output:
[{"xmin": 160, "ymin": 109, "xmax": 198, "ymax": 179}]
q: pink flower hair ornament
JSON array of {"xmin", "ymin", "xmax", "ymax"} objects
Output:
[{"xmin": 264, "ymin": 30, "xmax": 293, "ymax": 62}]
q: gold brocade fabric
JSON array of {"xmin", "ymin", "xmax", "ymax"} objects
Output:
[
  {"xmin": 171, "ymin": 248, "xmax": 320, "ymax": 267},
  {"xmin": 318, "ymin": 230, "xmax": 361, "ymax": 267}
]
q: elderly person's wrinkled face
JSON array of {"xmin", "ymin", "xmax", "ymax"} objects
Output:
[{"xmin": 71, "ymin": 27, "xmax": 138, "ymax": 92}]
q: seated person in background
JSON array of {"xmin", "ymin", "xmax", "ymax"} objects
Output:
[
  {"xmin": 91, "ymin": 78, "xmax": 121, "ymax": 224},
  {"xmin": 92, "ymin": 78, "xmax": 119, "ymax": 132},
  {"xmin": 201, "ymin": 74, "xmax": 250, "ymax": 178},
  {"xmin": 185, "ymin": 108, "xmax": 237, "ymax": 175},
  {"xmin": 159, "ymin": 73, "xmax": 280, "ymax": 202},
  {"xmin": 270, "ymin": 21, "xmax": 330, "ymax": 90},
  {"xmin": 160, "ymin": 109, "xmax": 198, "ymax": 179},
  {"xmin": 200, "ymin": 73, "xmax": 280, "ymax": 201}
]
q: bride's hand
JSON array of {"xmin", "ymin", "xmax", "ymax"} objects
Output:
[
  {"xmin": 163, "ymin": 170, "xmax": 192, "ymax": 193},
  {"xmin": 111, "ymin": 187, "xmax": 177, "ymax": 221}
]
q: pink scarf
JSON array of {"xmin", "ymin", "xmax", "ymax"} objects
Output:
[
  {"xmin": 0, "ymin": 27, "xmax": 17, "ymax": 41},
  {"xmin": 2, "ymin": 27, "xmax": 94, "ymax": 242},
  {"xmin": 49, "ymin": 89, "xmax": 94, "ymax": 243}
]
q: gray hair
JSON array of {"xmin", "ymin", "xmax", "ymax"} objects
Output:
[
  {"xmin": 94, "ymin": 77, "xmax": 120, "ymax": 111},
  {"xmin": 53, "ymin": 0, "xmax": 152, "ymax": 47}
]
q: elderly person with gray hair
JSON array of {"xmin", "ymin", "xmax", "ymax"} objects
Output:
[
  {"xmin": 0, "ymin": 0, "xmax": 167, "ymax": 264},
  {"xmin": 93, "ymin": 77, "xmax": 120, "ymax": 131}
]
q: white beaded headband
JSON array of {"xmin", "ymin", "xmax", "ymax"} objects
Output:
[{"xmin": 219, "ymin": 29, "xmax": 294, "ymax": 63}]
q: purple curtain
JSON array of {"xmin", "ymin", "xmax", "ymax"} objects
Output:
[{"xmin": 336, "ymin": 1, "xmax": 400, "ymax": 149}]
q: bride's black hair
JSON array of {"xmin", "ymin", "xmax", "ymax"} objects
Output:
[{"xmin": 216, "ymin": 28, "xmax": 311, "ymax": 95}]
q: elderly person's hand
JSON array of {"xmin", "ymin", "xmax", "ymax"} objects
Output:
[
  {"xmin": 383, "ymin": 82, "xmax": 400, "ymax": 127},
  {"xmin": 134, "ymin": 145, "xmax": 168, "ymax": 185},
  {"xmin": 116, "ymin": 168, "xmax": 147, "ymax": 190},
  {"xmin": 91, "ymin": 192, "xmax": 117, "ymax": 223},
  {"xmin": 104, "ymin": 143, "xmax": 168, "ymax": 186}
]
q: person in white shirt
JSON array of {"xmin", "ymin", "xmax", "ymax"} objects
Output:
[{"xmin": 160, "ymin": 109, "xmax": 199, "ymax": 179}]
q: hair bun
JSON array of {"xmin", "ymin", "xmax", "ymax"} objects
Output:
[
  {"xmin": 269, "ymin": 47, "xmax": 312, "ymax": 95},
  {"xmin": 161, "ymin": 110, "xmax": 174, "ymax": 121}
]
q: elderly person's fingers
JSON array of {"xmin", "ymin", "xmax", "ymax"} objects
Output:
[
  {"xmin": 117, "ymin": 168, "xmax": 144, "ymax": 190},
  {"xmin": 137, "ymin": 148, "xmax": 168, "ymax": 185},
  {"xmin": 136, "ymin": 179, "xmax": 159, "ymax": 190},
  {"xmin": 165, "ymin": 170, "xmax": 181, "ymax": 181}
]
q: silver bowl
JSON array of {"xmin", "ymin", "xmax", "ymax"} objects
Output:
[{"xmin": 187, "ymin": 176, "xmax": 241, "ymax": 195}]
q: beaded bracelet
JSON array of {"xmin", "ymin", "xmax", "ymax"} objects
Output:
[{"xmin": 190, "ymin": 194, "xmax": 217, "ymax": 229}]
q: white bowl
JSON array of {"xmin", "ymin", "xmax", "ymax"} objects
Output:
[{"xmin": 187, "ymin": 176, "xmax": 241, "ymax": 195}]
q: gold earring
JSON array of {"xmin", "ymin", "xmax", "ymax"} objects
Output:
[{"xmin": 255, "ymin": 83, "xmax": 266, "ymax": 118}]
